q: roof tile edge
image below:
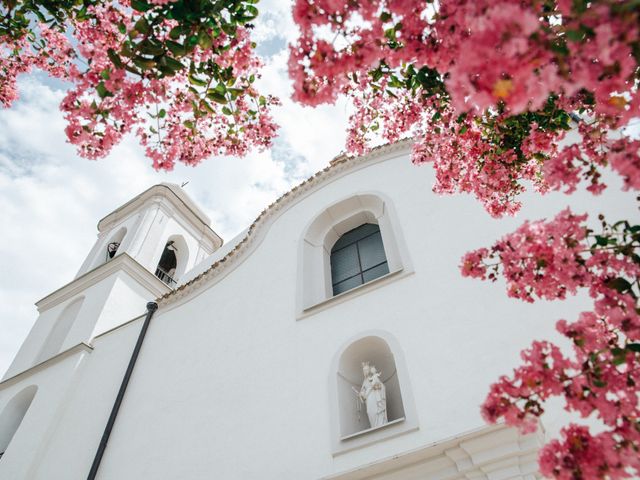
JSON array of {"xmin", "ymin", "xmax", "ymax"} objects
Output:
[{"xmin": 157, "ymin": 138, "xmax": 414, "ymax": 307}]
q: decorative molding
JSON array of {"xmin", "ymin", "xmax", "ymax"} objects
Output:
[
  {"xmin": 36, "ymin": 253, "xmax": 171, "ymax": 313},
  {"xmin": 158, "ymin": 139, "xmax": 414, "ymax": 310},
  {"xmin": 299, "ymin": 269, "xmax": 413, "ymax": 321},
  {"xmin": 339, "ymin": 417, "xmax": 406, "ymax": 442},
  {"xmin": 97, "ymin": 183, "xmax": 223, "ymax": 249},
  {"xmin": 320, "ymin": 423, "xmax": 544, "ymax": 480},
  {"xmin": 0, "ymin": 343, "xmax": 93, "ymax": 390}
]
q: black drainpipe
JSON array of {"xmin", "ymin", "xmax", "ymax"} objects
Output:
[{"xmin": 87, "ymin": 301, "xmax": 158, "ymax": 480}]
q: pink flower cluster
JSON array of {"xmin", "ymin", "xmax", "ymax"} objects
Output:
[
  {"xmin": 463, "ymin": 209, "xmax": 640, "ymax": 478},
  {"xmin": 1, "ymin": 2, "xmax": 279, "ymax": 169},
  {"xmin": 289, "ymin": 0, "xmax": 640, "ymax": 216},
  {"xmin": 412, "ymin": 110, "xmax": 550, "ymax": 217},
  {"xmin": 290, "ymin": 0, "xmax": 638, "ymax": 119},
  {"xmin": 1, "ymin": 26, "xmax": 76, "ymax": 107}
]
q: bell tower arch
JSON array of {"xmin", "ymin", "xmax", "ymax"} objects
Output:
[{"xmin": 4, "ymin": 183, "xmax": 222, "ymax": 379}]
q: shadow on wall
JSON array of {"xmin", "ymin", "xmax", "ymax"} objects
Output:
[
  {"xmin": 34, "ymin": 297, "xmax": 84, "ymax": 365},
  {"xmin": 0, "ymin": 385, "xmax": 37, "ymax": 458}
]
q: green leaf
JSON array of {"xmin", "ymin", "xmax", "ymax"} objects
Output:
[
  {"xmin": 605, "ymin": 277, "xmax": 632, "ymax": 293},
  {"xmin": 96, "ymin": 82, "xmax": 111, "ymax": 99},
  {"xmin": 198, "ymin": 30, "xmax": 212, "ymax": 50},
  {"xmin": 165, "ymin": 40, "xmax": 186, "ymax": 57},
  {"xmin": 138, "ymin": 40, "xmax": 164, "ymax": 56},
  {"xmin": 221, "ymin": 23, "xmax": 237, "ymax": 36},
  {"xmin": 188, "ymin": 74, "xmax": 208, "ymax": 87},
  {"xmin": 241, "ymin": 5, "xmax": 259, "ymax": 21},
  {"xmin": 565, "ymin": 29, "xmax": 584, "ymax": 42},
  {"xmin": 611, "ymin": 348, "xmax": 627, "ymax": 365},
  {"xmin": 227, "ymin": 87, "xmax": 243, "ymax": 99},
  {"xmin": 628, "ymin": 343, "xmax": 640, "ymax": 353},
  {"xmin": 134, "ymin": 17, "xmax": 150, "ymax": 35},
  {"xmin": 200, "ymin": 99, "xmax": 215, "ymax": 114},
  {"xmin": 163, "ymin": 56, "xmax": 185, "ymax": 73},
  {"xmin": 107, "ymin": 49, "xmax": 124, "ymax": 69},
  {"xmin": 132, "ymin": 57, "xmax": 156, "ymax": 70},
  {"xmin": 206, "ymin": 90, "xmax": 227, "ymax": 104},
  {"xmin": 222, "ymin": 106, "xmax": 233, "ymax": 115},
  {"xmin": 131, "ymin": 0, "xmax": 152, "ymax": 12},
  {"xmin": 158, "ymin": 108, "xmax": 166, "ymax": 118},
  {"xmin": 380, "ymin": 11, "xmax": 392, "ymax": 22},
  {"xmin": 169, "ymin": 26, "xmax": 185, "ymax": 40},
  {"xmin": 549, "ymin": 38, "xmax": 569, "ymax": 56}
]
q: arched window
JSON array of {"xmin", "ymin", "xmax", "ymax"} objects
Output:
[
  {"xmin": 0, "ymin": 385, "xmax": 37, "ymax": 459},
  {"xmin": 105, "ymin": 227, "xmax": 127, "ymax": 262},
  {"xmin": 299, "ymin": 193, "xmax": 410, "ymax": 312},
  {"xmin": 154, "ymin": 235, "xmax": 189, "ymax": 286},
  {"xmin": 35, "ymin": 297, "xmax": 84, "ymax": 364},
  {"xmin": 330, "ymin": 223, "xmax": 389, "ymax": 295}
]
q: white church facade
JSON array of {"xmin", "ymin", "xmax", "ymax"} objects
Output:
[{"xmin": 0, "ymin": 139, "xmax": 583, "ymax": 479}]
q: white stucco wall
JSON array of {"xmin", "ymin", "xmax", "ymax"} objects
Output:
[
  {"xmin": 0, "ymin": 347, "xmax": 91, "ymax": 479},
  {"xmin": 0, "ymin": 144, "xmax": 635, "ymax": 479},
  {"xmin": 3, "ymin": 269, "xmax": 160, "ymax": 381}
]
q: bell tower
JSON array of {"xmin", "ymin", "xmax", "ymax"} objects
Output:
[{"xmin": 3, "ymin": 183, "xmax": 222, "ymax": 379}]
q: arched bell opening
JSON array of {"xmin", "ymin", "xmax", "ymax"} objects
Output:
[
  {"xmin": 154, "ymin": 235, "xmax": 189, "ymax": 286},
  {"xmin": 105, "ymin": 227, "xmax": 127, "ymax": 263}
]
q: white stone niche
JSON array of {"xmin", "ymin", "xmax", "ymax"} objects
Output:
[{"xmin": 330, "ymin": 331, "xmax": 418, "ymax": 455}]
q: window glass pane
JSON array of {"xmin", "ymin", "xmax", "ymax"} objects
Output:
[
  {"xmin": 363, "ymin": 262, "xmax": 390, "ymax": 283},
  {"xmin": 333, "ymin": 275, "xmax": 363, "ymax": 295},
  {"xmin": 332, "ymin": 223, "xmax": 380, "ymax": 251},
  {"xmin": 331, "ymin": 244, "xmax": 360, "ymax": 284},
  {"xmin": 358, "ymin": 231, "xmax": 387, "ymax": 270}
]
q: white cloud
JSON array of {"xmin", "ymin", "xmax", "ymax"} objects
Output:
[{"xmin": 0, "ymin": 2, "xmax": 354, "ymax": 375}]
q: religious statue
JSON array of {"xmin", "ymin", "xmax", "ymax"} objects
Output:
[{"xmin": 355, "ymin": 361, "xmax": 388, "ymax": 428}]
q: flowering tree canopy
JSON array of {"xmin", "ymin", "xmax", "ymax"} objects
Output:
[
  {"xmin": 3, "ymin": 0, "xmax": 640, "ymax": 477},
  {"xmin": 288, "ymin": 0, "xmax": 640, "ymax": 477},
  {"xmin": 1, "ymin": 0, "xmax": 279, "ymax": 169},
  {"xmin": 289, "ymin": 0, "xmax": 639, "ymax": 216},
  {"xmin": 463, "ymin": 210, "xmax": 640, "ymax": 478}
]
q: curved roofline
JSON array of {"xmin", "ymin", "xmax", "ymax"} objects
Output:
[
  {"xmin": 97, "ymin": 183, "xmax": 223, "ymax": 248},
  {"xmin": 158, "ymin": 138, "xmax": 413, "ymax": 308}
]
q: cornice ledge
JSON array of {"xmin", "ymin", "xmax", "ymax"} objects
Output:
[
  {"xmin": 319, "ymin": 423, "xmax": 543, "ymax": 480},
  {"xmin": 98, "ymin": 184, "xmax": 223, "ymax": 249},
  {"xmin": 36, "ymin": 253, "xmax": 170, "ymax": 312},
  {"xmin": 0, "ymin": 342, "xmax": 93, "ymax": 390},
  {"xmin": 158, "ymin": 138, "xmax": 414, "ymax": 308}
]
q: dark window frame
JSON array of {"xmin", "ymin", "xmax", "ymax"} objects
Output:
[{"xmin": 330, "ymin": 224, "xmax": 389, "ymax": 295}]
